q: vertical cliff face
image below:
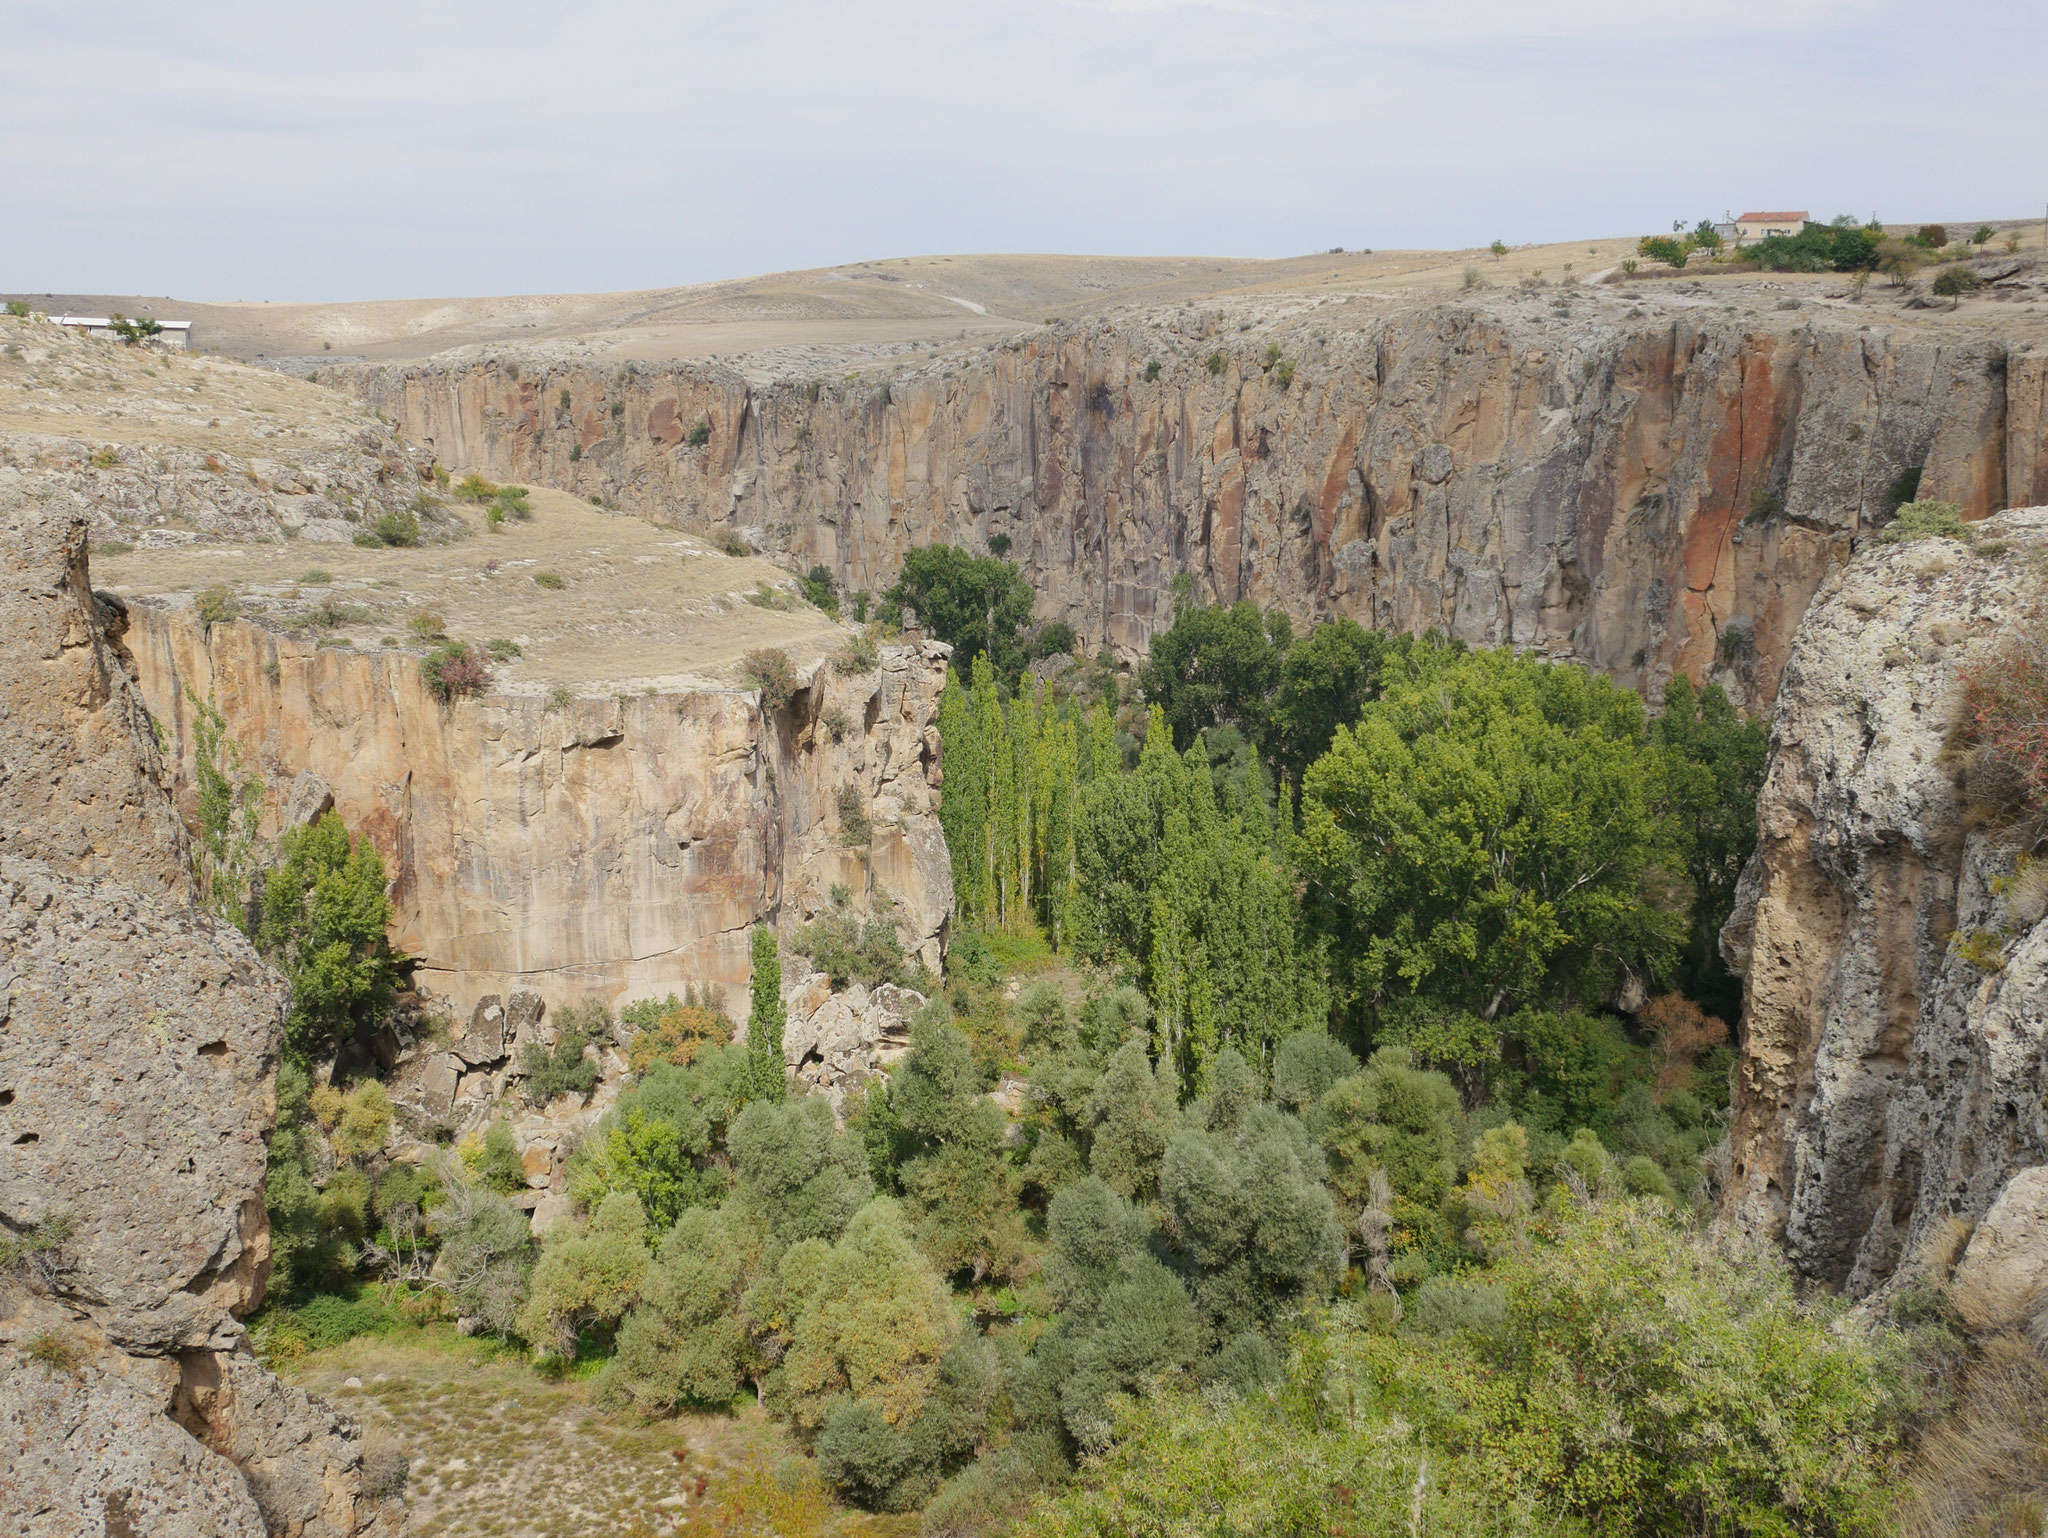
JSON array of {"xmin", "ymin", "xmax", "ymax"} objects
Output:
[
  {"xmin": 1721, "ymin": 507, "xmax": 2048, "ymax": 1294},
  {"xmin": 361, "ymin": 299, "xmax": 2027, "ymax": 709},
  {"xmin": 122, "ymin": 604, "xmax": 951, "ymax": 1024},
  {"xmin": 0, "ymin": 505, "xmax": 393, "ymax": 1538}
]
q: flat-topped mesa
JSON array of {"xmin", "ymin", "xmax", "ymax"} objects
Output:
[
  {"xmin": 357, "ymin": 292, "xmax": 2040, "ymax": 712},
  {"xmin": 97, "ymin": 487, "xmax": 954, "ymax": 1030},
  {"xmin": 1721, "ymin": 506, "xmax": 2048, "ymax": 1295}
]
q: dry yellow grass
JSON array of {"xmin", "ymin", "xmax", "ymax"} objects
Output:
[{"xmin": 283, "ymin": 1335, "xmax": 917, "ymax": 1538}]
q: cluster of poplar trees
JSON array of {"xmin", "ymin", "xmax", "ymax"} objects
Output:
[{"xmin": 936, "ymin": 654, "xmax": 1327, "ymax": 1086}]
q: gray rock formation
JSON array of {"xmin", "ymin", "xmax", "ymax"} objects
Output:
[
  {"xmin": 0, "ymin": 486, "xmax": 192, "ymax": 897},
  {"xmin": 0, "ymin": 508, "xmax": 396, "ymax": 1535},
  {"xmin": 1722, "ymin": 507, "xmax": 2048, "ymax": 1292}
]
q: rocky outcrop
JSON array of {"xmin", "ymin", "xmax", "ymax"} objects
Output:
[
  {"xmin": 123, "ymin": 602, "xmax": 952, "ymax": 1032},
  {"xmin": 0, "ymin": 509, "xmax": 394, "ymax": 1535},
  {"xmin": 783, "ymin": 974, "xmax": 925, "ymax": 1112},
  {"xmin": 0, "ymin": 483, "xmax": 192, "ymax": 897},
  {"xmin": 362, "ymin": 298, "xmax": 2032, "ymax": 709},
  {"xmin": 1721, "ymin": 507, "xmax": 2048, "ymax": 1292}
]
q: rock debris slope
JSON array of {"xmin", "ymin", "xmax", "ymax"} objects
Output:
[
  {"xmin": 1722, "ymin": 506, "xmax": 2048, "ymax": 1294},
  {"xmin": 0, "ymin": 508, "xmax": 395, "ymax": 1537}
]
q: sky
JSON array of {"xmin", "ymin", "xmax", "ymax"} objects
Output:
[{"xmin": 4, "ymin": 0, "xmax": 2040, "ymax": 302}]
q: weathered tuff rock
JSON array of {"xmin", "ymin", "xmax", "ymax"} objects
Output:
[
  {"xmin": 0, "ymin": 508, "xmax": 393, "ymax": 1536},
  {"xmin": 1952, "ymin": 1166, "xmax": 2048, "ymax": 1304},
  {"xmin": 0, "ymin": 856, "xmax": 280, "ymax": 1353},
  {"xmin": 1721, "ymin": 507, "xmax": 2048, "ymax": 1292},
  {"xmin": 0, "ymin": 480, "xmax": 192, "ymax": 898},
  {"xmin": 782, "ymin": 974, "xmax": 924, "ymax": 1111},
  {"xmin": 363, "ymin": 298, "xmax": 2034, "ymax": 710},
  {"xmin": 124, "ymin": 603, "xmax": 951, "ymax": 1028}
]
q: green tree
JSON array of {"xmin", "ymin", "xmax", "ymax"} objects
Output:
[
  {"xmin": 1071, "ymin": 707, "xmax": 1328, "ymax": 1080},
  {"xmin": 256, "ymin": 813, "xmax": 400, "ymax": 1061},
  {"xmin": 1267, "ymin": 618, "xmax": 1399, "ymax": 790},
  {"xmin": 777, "ymin": 1197, "xmax": 959, "ymax": 1432},
  {"xmin": 746, "ymin": 923, "xmax": 788, "ymax": 1102},
  {"xmin": 886, "ymin": 1014, "xmax": 1029, "ymax": 1281},
  {"xmin": 727, "ymin": 1095, "xmax": 872, "ymax": 1246},
  {"xmin": 1299, "ymin": 644, "xmax": 1681, "ymax": 1031},
  {"xmin": 516, "ymin": 1191, "xmax": 650, "ymax": 1357},
  {"xmin": 881, "ymin": 544, "xmax": 1036, "ymax": 679},
  {"xmin": 1307, "ymin": 1046, "xmax": 1461, "ymax": 1212},
  {"xmin": 1082, "ymin": 1038, "xmax": 1181, "ymax": 1200},
  {"xmin": 1653, "ymin": 673, "xmax": 1767, "ymax": 1018},
  {"xmin": 1489, "ymin": 239, "xmax": 1509, "ymax": 259},
  {"xmin": 186, "ymin": 687, "xmax": 263, "ymax": 925},
  {"xmin": 1139, "ymin": 580, "xmax": 1289, "ymax": 751},
  {"xmin": 1159, "ymin": 1055, "xmax": 1346, "ymax": 1333},
  {"xmin": 611, "ymin": 1204, "xmax": 754, "ymax": 1410}
]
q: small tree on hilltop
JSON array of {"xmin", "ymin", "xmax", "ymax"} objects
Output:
[
  {"xmin": 1489, "ymin": 239, "xmax": 1508, "ymax": 260},
  {"xmin": 1932, "ymin": 265, "xmax": 1981, "ymax": 309},
  {"xmin": 747, "ymin": 923, "xmax": 787, "ymax": 1102}
]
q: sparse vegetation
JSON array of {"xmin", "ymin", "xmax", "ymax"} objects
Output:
[
  {"xmin": 1881, "ymin": 498, "xmax": 1969, "ymax": 544},
  {"xmin": 420, "ymin": 641, "xmax": 493, "ymax": 703},
  {"xmin": 1205, "ymin": 350, "xmax": 1226, "ymax": 375},
  {"xmin": 531, "ymin": 570, "xmax": 566, "ymax": 590},
  {"xmin": 688, "ymin": 418, "xmax": 712, "ymax": 447},
  {"xmin": 372, "ymin": 509, "xmax": 421, "ymax": 547},
  {"xmin": 195, "ymin": 583, "xmax": 240, "ymax": 628},
  {"xmin": 744, "ymin": 647, "xmax": 798, "ymax": 710}
]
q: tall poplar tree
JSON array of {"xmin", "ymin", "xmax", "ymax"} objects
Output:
[{"xmin": 747, "ymin": 923, "xmax": 788, "ymax": 1102}]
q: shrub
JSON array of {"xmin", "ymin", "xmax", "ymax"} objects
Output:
[
  {"xmin": 407, "ymin": 610, "xmax": 446, "ymax": 639},
  {"xmin": 1271, "ymin": 358, "xmax": 1295, "ymax": 390},
  {"xmin": 531, "ymin": 570, "xmax": 566, "ymax": 590},
  {"xmin": 1881, "ymin": 499, "xmax": 1969, "ymax": 544},
  {"xmin": 1913, "ymin": 224, "xmax": 1950, "ymax": 249},
  {"xmin": 795, "ymin": 906, "xmax": 906, "ymax": 989},
  {"xmin": 5, "ymin": 299, "xmax": 29, "ymax": 317},
  {"xmin": 453, "ymin": 474, "xmax": 501, "ymax": 503},
  {"xmin": 1640, "ymin": 235, "xmax": 1693, "ymax": 268},
  {"xmin": 622, "ymin": 990, "xmax": 733, "ymax": 1073},
  {"xmin": 516, "ymin": 1191, "xmax": 649, "ymax": 1356},
  {"xmin": 300, "ymin": 568, "xmax": 334, "ymax": 585},
  {"xmin": 0, "ymin": 1213, "xmax": 74, "ymax": 1286},
  {"xmin": 1143, "ymin": 360, "xmax": 1161, "ymax": 382},
  {"xmin": 421, "ymin": 642, "xmax": 492, "ymax": 702},
  {"xmin": 1956, "ymin": 630, "xmax": 2048, "ymax": 819},
  {"xmin": 1489, "ymin": 238, "xmax": 1509, "ymax": 258},
  {"xmin": 837, "ymin": 782, "xmax": 873, "ymax": 846},
  {"xmin": 90, "ymin": 446, "xmax": 120, "ymax": 469},
  {"xmin": 801, "ymin": 564, "xmax": 839, "ymax": 615},
  {"xmin": 372, "ymin": 509, "xmax": 420, "ymax": 547},
  {"xmin": 1206, "ymin": 351, "xmax": 1226, "ymax": 376},
  {"xmin": 470, "ymin": 1119, "xmax": 527, "ymax": 1193},
  {"xmin": 195, "ymin": 584, "xmax": 239, "ymax": 628},
  {"xmin": 330, "ymin": 1081, "xmax": 394, "ymax": 1159},
  {"xmin": 485, "ymin": 636, "xmax": 521, "ymax": 660},
  {"xmin": 520, "ymin": 1021, "xmax": 601, "ymax": 1105},
  {"xmin": 1462, "ymin": 265, "xmax": 1482, "ymax": 289},
  {"xmin": 687, "ymin": 418, "xmax": 712, "ymax": 447},
  {"xmin": 26, "ymin": 1331, "xmax": 83, "ymax": 1373},
  {"xmin": 1972, "ymin": 224, "xmax": 1996, "ymax": 246},
  {"xmin": 743, "ymin": 647, "xmax": 798, "ymax": 710},
  {"xmin": 567, "ymin": 443, "xmax": 581, "ymax": 462},
  {"xmin": 711, "ymin": 526, "xmax": 749, "ymax": 557},
  {"xmin": 834, "ymin": 626, "xmax": 881, "ymax": 675}
]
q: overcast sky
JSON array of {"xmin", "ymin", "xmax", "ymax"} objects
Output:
[{"xmin": 4, "ymin": 0, "xmax": 2039, "ymax": 302}]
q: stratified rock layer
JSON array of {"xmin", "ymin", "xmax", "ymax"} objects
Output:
[
  {"xmin": 363, "ymin": 301, "xmax": 2035, "ymax": 710},
  {"xmin": 1722, "ymin": 507, "xmax": 2048, "ymax": 1292}
]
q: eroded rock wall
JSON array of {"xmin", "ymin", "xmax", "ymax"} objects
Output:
[
  {"xmin": 122, "ymin": 606, "xmax": 951, "ymax": 1026},
  {"xmin": 1721, "ymin": 507, "xmax": 2048, "ymax": 1293},
  {"xmin": 362, "ymin": 303, "xmax": 2027, "ymax": 709},
  {"xmin": 0, "ymin": 510, "xmax": 394, "ymax": 1535}
]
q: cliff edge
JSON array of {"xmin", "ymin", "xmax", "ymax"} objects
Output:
[{"xmin": 1723, "ymin": 506, "xmax": 2048, "ymax": 1294}]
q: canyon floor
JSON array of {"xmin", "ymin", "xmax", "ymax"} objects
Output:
[{"xmin": 281, "ymin": 1332, "xmax": 914, "ymax": 1538}]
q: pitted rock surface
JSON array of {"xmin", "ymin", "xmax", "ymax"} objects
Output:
[
  {"xmin": 0, "ymin": 854, "xmax": 284, "ymax": 1351},
  {"xmin": 1722, "ymin": 507, "xmax": 2048, "ymax": 1292}
]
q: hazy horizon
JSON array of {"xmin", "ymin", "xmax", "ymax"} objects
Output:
[{"xmin": 5, "ymin": 0, "xmax": 2041, "ymax": 303}]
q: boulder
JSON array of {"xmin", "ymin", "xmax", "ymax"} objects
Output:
[{"xmin": 1953, "ymin": 1166, "xmax": 2048, "ymax": 1309}]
